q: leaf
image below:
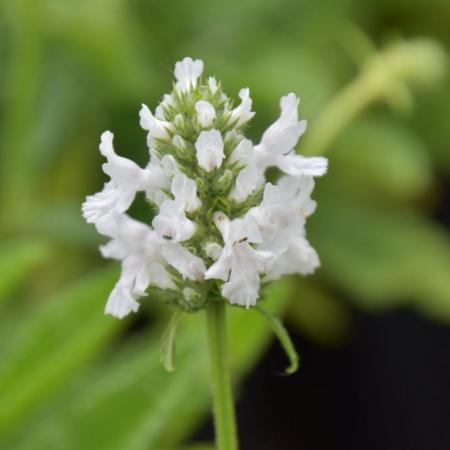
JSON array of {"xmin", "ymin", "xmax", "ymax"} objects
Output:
[
  {"xmin": 255, "ymin": 305, "xmax": 299, "ymax": 374},
  {"xmin": 286, "ymin": 279, "xmax": 351, "ymax": 347},
  {"xmin": 310, "ymin": 195, "xmax": 450, "ymax": 321},
  {"xmin": 180, "ymin": 444, "xmax": 215, "ymax": 450},
  {"xmin": 160, "ymin": 308, "xmax": 184, "ymax": 372},
  {"xmin": 330, "ymin": 116, "xmax": 432, "ymax": 201},
  {"xmin": 0, "ymin": 239, "xmax": 50, "ymax": 304},
  {"xmin": 0, "ymin": 265, "xmax": 123, "ymax": 437},
  {"xmin": 4, "ymin": 279, "xmax": 294, "ymax": 450}
]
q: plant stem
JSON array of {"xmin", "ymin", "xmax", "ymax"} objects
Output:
[
  {"xmin": 302, "ymin": 73, "xmax": 379, "ymax": 156},
  {"xmin": 303, "ymin": 39, "xmax": 445, "ymax": 156},
  {"xmin": 206, "ymin": 300, "xmax": 238, "ymax": 450}
]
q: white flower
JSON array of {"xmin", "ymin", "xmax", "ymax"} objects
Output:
[
  {"xmin": 208, "ymin": 76, "xmax": 218, "ymax": 94},
  {"xmin": 195, "ymin": 100, "xmax": 216, "ymax": 128},
  {"xmin": 139, "ymin": 104, "xmax": 172, "ymax": 148},
  {"xmin": 142, "ymin": 152, "xmax": 178, "ymax": 205},
  {"xmin": 205, "ymin": 212, "xmax": 272, "ymax": 308},
  {"xmin": 254, "ymin": 93, "xmax": 327, "ymax": 177},
  {"xmin": 171, "ymin": 173, "xmax": 201, "ymax": 212},
  {"xmin": 249, "ymin": 176, "xmax": 320, "ymax": 280},
  {"xmin": 174, "ymin": 57, "xmax": 204, "ymax": 92},
  {"xmin": 83, "ymin": 56, "xmax": 327, "ymax": 317},
  {"xmin": 152, "ymin": 174, "xmax": 199, "ymax": 241},
  {"xmin": 228, "ymin": 139, "xmax": 265, "ymax": 202},
  {"xmin": 264, "ymin": 234, "xmax": 320, "ymax": 282},
  {"xmin": 229, "ymin": 138, "xmax": 253, "ymax": 164},
  {"xmin": 100, "ymin": 215, "xmax": 175, "ymax": 318},
  {"xmin": 173, "ymin": 135, "xmax": 186, "ymax": 149},
  {"xmin": 99, "ymin": 131, "xmax": 150, "ymax": 202},
  {"xmin": 229, "ymin": 88, "xmax": 255, "ymax": 127},
  {"xmin": 153, "ymin": 200, "xmax": 196, "ymax": 241},
  {"xmin": 204, "ymin": 242, "xmax": 223, "ymax": 260},
  {"xmin": 82, "ymin": 131, "xmax": 153, "ymax": 231},
  {"xmin": 183, "ymin": 287, "xmax": 197, "ymax": 301},
  {"xmin": 195, "ymin": 129, "xmax": 225, "ymax": 172},
  {"xmin": 162, "ymin": 94, "xmax": 176, "ymax": 108},
  {"xmin": 162, "ymin": 242, "xmax": 206, "ymax": 281}
]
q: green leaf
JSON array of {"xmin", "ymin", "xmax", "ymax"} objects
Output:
[
  {"xmin": 0, "ymin": 265, "xmax": 123, "ymax": 437},
  {"xmin": 160, "ymin": 308, "xmax": 184, "ymax": 372},
  {"xmin": 310, "ymin": 195, "xmax": 450, "ymax": 321},
  {"xmin": 286, "ymin": 279, "xmax": 351, "ymax": 347},
  {"xmin": 330, "ymin": 116, "xmax": 432, "ymax": 201},
  {"xmin": 255, "ymin": 305, "xmax": 299, "ymax": 374},
  {"xmin": 0, "ymin": 239, "xmax": 50, "ymax": 304},
  {"xmin": 4, "ymin": 279, "xmax": 294, "ymax": 450}
]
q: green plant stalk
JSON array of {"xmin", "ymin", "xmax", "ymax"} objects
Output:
[
  {"xmin": 303, "ymin": 39, "xmax": 446, "ymax": 156},
  {"xmin": 206, "ymin": 300, "xmax": 238, "ymax": 450},
  {"xmin": 303, "ymin": 73, "xmax": 379, "ymax": 156}
]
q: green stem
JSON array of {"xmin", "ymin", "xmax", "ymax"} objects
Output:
[
  {"xmin": 302, "ymin": 74, "xmax": 379, "ymax": 156},
  {"xmin": 302, "ymin": 39, "xmax": 445, "ymax": 156},
  {"xmin": 206, "ymin": 300, "xmax": 238, "ymax": 450}
]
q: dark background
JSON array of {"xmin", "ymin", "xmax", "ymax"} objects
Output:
[{"xmin": 234, "ymin": 308, "xmax": 450, "ymax": 450}]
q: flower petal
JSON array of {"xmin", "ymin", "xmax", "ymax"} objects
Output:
[
  {"xmin": 162, "ymin": 242, "xmax": 206, "ymax": 281},
  {"xmin": 195, "ymin": 129, "xmax": 225, "ymax": 172},
  {"xmin": 174, "ymin": 57, "xmax": 204, "ymax": 92}
]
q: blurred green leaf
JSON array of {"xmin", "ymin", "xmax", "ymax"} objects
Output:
[
  {"xmin": 0, "ymin": 239, "xmax": 50, "ymax": 304},
  {"xmin": 311, "ymin": 196, "xmax": 450, "ymax": 321},
  {"xmin": 160, "ymin": 309, "xmax": 183, "ymax": 372},
  {"xmin": 3, "ymin": 280, "xmax": 294, "ymax": 450},
  {"xmin": 0, "ymin": 266, "xmax": 123, "ymax": 436},
  {"xmin": 331, "ymin": 116, "xmax": 433, "ymax": 201},
  {"xmin": 255, "ymin": 305, "xmax": 299, "ymax": 374},
  {"xmin": 287, "ymin": 280, "xmax": 352, "ymax": 346}
]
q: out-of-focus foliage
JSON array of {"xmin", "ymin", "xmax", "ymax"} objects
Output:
[{"xmin": 0, "ymin": 0, "xmax": 448, "ymax": 448}]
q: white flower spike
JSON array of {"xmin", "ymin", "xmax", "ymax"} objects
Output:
[
  {"xmin": 174, "ymin": 57, "xmax": 204, "ymax": 92},
  {"xmin": 82, "ymin": 57, "xmax": 327, "ymax": 318}
]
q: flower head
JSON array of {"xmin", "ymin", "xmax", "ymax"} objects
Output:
[{"xmin": 82, "ymin": 57, "xmax": 327, "ymax": 318}]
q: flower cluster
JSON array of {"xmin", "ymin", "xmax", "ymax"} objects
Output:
[{"xmin": 82, "ymin": 57, "xmax": 327, "ymax": 318}]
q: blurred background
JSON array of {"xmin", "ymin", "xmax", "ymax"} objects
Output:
[{"xmin": 0, "ymin": 0, "xmax": 449, "ymax": 449}]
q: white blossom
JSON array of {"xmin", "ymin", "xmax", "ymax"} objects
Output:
[
  {"xmin": 82, "ymin": 131, "xmax": 151, "ymax": 234},
  {"xmin": 229, "ymin": 88, "xmax": 255, "ymax": 127},
  {"xmin": 183, "ymin": 287, "xmax": 197, "ymax": 301},
  {"xmin": 161, "ymin": 242, "xmax": 206, "ymax": 281},
  {"xmin": 173, "ymin": 135, "xmax": 186, "ymax": 150},
  {"xmin": 82, "ymin": 183, "xmax": 124, "ymax": 237},
  {"xmin": 99, "ymin": 131, "xmax": 150, "ymax": 204},
  {"xmin": 171, "ymin": 173, "xmax": 201, "ymax": 212},
  {"xmin": 254, "ymin": 93, "xmax": 327, "ymax": 177},
  {"xmin": 204, "ymin": 242, "xmax": 222, "ymax": 260},
  {"xmin": 195, "ymin": 100, "xmax": 216, "ymax": 128},
  {"xmin": 152, "ymin": 174, "xmax": 199, "ymax": 241},
  {"xmin": 152, "ymin": 199, "xmax": 196, "ymax": 242},
  {"xmin": 139, "ymin": 104, "xmax": 172, "ymax": 148},
  {"xmin": 195, "ymin": 129, "xmax": 225, "ymax": 172},
  {"xmin": 249, "ymin": 176, "xmax": 320, "ymax": 280},
  {"xmin": 205, "ymin": 212, "xmax": 272, "ymax": 308},
  {"xmin": 142, "ymin": 152, "xmax": 178, "ymax": 206},
  {"xmin": 82, "ymin": 56, "xmax": 327, "ymax": 318},
  {"xmin": 174, "ymin": 57, "xmax": 203, "ymax": 92},
  {"xmin": 100, "ymin": 215, "xmax": 174, "ymax": 318},
  {"xmin": 208, "ymin": 76, "xmax": 218, "ymax": 94}
]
